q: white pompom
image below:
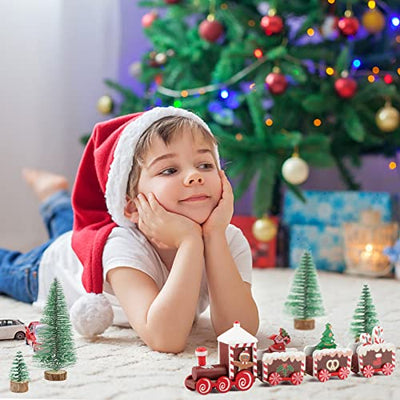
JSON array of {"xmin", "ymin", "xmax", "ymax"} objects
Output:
[{"xmin": 70, "ymin": 293, "xmax": 114, "ymax": 337}]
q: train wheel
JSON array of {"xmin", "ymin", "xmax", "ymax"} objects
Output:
[
  {"xmin": 290, "ymin": 372, "xmax": 303, "ymax": 385},
  {"xmin": 338, "ymin": 367, "xmax": 350, "ymax": 380},
  {"xmin": 317, "ymin": 369, "xmax": 331, "ymax": 382},
  {"xmin": 382, "ymin": 363, "xmax": 394, "ymax": 376},
  {"xmin": 235, "ymin": 370, "xmax": 254, "ymax": 391},
  {"xmin": 268, "ymin": 372, "xmax": 282, "ymax": 386},
  {"xmin": 362, "ymin": 365, "xmax": 375, "ymax": 378},
  {"xmin": 216, "ymin": 376, "xmax": 231, "ymax": 393},
  {"xmin": 196, "ymin": 378, "xmax": 212, "ymax": 395}
]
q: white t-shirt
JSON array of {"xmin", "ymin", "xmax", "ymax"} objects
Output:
[{"xmin": 33, "ymin": 224, "xmax": 252, "ymax": 327}]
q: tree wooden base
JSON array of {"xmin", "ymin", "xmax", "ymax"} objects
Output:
[
  {"xmin": 10, "ymin": 381, "xmax": 29, "ymax": 393},
  {"xmin": 44, "ymin": 370, "xmax": 67, "ymax": 381},
  {"xmin": 294, "ymin": 318, "xmax": 315, "ymax": 330}
]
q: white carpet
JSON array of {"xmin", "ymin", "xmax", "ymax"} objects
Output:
[{"xmin": 0, "ymin": 268, "xmax": 399, "ymax": 400}]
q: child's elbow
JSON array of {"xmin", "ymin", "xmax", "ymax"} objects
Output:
[{"xmin": 147, "ymin": 336, "xmax": 187, "ymax": 354}]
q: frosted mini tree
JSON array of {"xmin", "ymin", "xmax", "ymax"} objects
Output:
[
  {"xmin": 350, "ymin": 284, "xmax": 379, "ymax": 342},
  {"xmin": 34, "ymin": 278, "xmax": 76, "ymax": 381},
  {"xmin": 315, "ymin": 323, "xmax": 337, "ymax": 350},
  {"xmin": 9, "ymin": 351, "xmax": 30, "ymax": 393},
  {"xmin": 284, "ymin": 250, "xmax": 325, "ymax": 330}
]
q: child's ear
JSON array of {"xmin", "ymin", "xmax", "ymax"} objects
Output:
[{"xmin": 124, "ymin": 196, "xmax": 139, "ymax": 223}]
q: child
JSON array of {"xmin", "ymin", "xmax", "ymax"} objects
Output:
[{"xmin": 0, "ymin": 107, "xmax": 259, "ymax": 353}]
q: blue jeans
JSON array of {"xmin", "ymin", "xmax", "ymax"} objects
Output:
[{"xmin": 0, "ymin": 190, "xmax": 73, "ymax": 303}]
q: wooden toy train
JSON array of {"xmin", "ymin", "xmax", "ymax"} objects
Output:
[{"xmin": 184, "ymin": 321, "xmax": 396, "ymax": 395}]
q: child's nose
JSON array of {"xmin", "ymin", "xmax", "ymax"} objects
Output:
[{"xmin": 184, "ymin": 172, "xmax": 204, "ymax": 186}]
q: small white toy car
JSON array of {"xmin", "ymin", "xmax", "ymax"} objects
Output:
[{"xmin": 0, "ymin": 319, "xmax": 26, "ymax": 340}]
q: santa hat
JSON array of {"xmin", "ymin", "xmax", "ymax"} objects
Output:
[{"xmin": 70, "ymin": 107, "xmax": 219, "ymax": 337}]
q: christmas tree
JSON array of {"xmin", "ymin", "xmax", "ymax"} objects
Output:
[
  {"xmin": 284, "ymin": 250, "xmax": 325, "ymax": 330},
  {"xmin": 34, "ymin": 278, "xmax": 76, "ymax": 381},
  {"xmin": 315, "ymin": 323, "xmax": 337, "ymax": 350},
  {"xmin": 98, "ymin": 0, "xmax": 400, "ymax": 217},
  {"xmin": 350, "ymin": 284, "xmax": 379, "ymax": 342},
  {"xmin": 9, "ymin": 351, "xmax": 30, "ymax": 393}
]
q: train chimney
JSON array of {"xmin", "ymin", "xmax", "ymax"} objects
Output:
[{"xmin": 195, "ymin": 346, "xmax": 208, "ymax": 367}]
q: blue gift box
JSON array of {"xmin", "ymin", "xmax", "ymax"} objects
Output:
[{"xmin": 283, "ymin": 190, "xmax": 395, "ymax": 272}]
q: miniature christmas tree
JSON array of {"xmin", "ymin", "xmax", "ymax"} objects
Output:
[
  {"xmin": 315, "ymin": 323, "xmax": 337, "ymax": 350},
  {"xmin": 284, "ymin": 250, "xmax": 325, "ymax": 330},
  {"xmin": 350, "ymin": 284, "xmax": 380, "ymax": 342},
  {"xmin": 34, "ymin": 278, "xmax": 76, "ymax": 381},
  {"xmin": 9, "ymin": 351, "xmax": 30, "ymax": 393}
]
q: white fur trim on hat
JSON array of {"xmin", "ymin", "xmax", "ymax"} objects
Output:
[
  {"xmin": 70, "ymin": 293, "xmax": 114, "ymax": 337},
  {"xmin": 105, "ymin": 106, "xmax": 219, "ymax": 228}
]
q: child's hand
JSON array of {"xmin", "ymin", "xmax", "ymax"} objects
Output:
[
  {"xmin": 134, "ymin": 193, "xmax": 202, "ymax": 249},
  {"xmin": 202, "ymin": 170, "xmax": 234, "ymax": 237}
]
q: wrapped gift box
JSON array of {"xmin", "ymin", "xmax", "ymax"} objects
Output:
[
  {"xmin": 231, "ymin": 215, "xmax": 279, "ymax": 268},
  {"xmin": 283, "ymin": 190, "xmax": 395, "ymax": 271}
]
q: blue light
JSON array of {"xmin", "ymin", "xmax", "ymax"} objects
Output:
[
  {"xmin": 392, "ymin": 17, "xmax": 400, "ymax": 27},
  {"xmin": 220, "ymin": 90, "xmax": 229, "ymax": 99},
  {"xmin": 352, "ymin": 59, "xmax": 361, "ymax": 68}
]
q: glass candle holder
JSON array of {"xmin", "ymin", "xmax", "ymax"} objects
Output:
[{"xmin": 343, "ymin": 209, "xmax": 398, "ymax": 277}]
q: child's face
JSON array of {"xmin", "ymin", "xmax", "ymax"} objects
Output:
[{"xmin": 136, "ymin": 128, "xmax": 222, "ymax": 224}]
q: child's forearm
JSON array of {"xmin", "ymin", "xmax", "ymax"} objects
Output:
[
  {"xmin": 145, "ymin": 235, "xmax": 205, "ymax": 353},
  {"xmin": 204, "ymin": 231, "xmax": 259, "ymax": 336}
]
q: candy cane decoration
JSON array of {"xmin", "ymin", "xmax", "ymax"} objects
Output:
[
  {"xmin": 372, "ymin": 326, "xmax": 384, "ymax": 344},
  {"xmin": 360, "ymin": 332, "xmax": 372, "ymax": 346}
]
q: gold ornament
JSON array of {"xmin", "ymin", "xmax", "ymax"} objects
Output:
[
  {"xmin": 97, "ymin": 95, "xmax": 114, "ymax": 115},
  {"xmin": 361, "ymin": 9, "xmax": 386, "ymax": 34},
  {"xmin": 376, "ymin": 101, "xmax": 400, "ymax": 132},
  {"xmin": 252, "ymin": 216, "xmax": 277, "ymax": 242}
]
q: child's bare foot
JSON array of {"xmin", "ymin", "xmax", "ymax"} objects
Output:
[{"xmin": 22, "ymin": 169, "xmax": 69, "ymax": 202}]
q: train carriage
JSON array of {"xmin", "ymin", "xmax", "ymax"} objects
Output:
[
  {"xmin": 305, "ymin": 346, "xmax": 353, "ymax": 382},
  {"xmin": 351, "ymin": 342, "xmax": 396, "ymax": 377},
  {"xmin": 257, "ymin": 350, "xmax": 305, "ymax": 385}
]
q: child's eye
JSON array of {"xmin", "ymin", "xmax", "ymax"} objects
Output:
[
  {"xmin": 199, "ymin": 163, "xmax": 214, "ymax": 170},
  {"xmin": 160, "ymin": 167, "xmax": 177, "ymax": 175}
]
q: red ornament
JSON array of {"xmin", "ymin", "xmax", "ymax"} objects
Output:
[
  {"xmin": 338, "ymin": 16, "xmax": 359, "ymax": 36},
  {"xmin": 141, "ymin": 12, "xmax": 158, "ymax": 28},
  {"xmin": 265, "ymin": 71, "xmax": 288, "ymax": 95},
  {"xmin": 334, "ymin": 77, "xmax": 357, "ymax": 98},
  {"xmin": 384, "ymin": 74, "xmax": 394, "ymax": 84},
  {"xmin": 260, "ymin": 15, "xmax": 284, "ymax": 35},
  {"xmin": 164, "ymin": 0, "xmax": 180, "ymax": 3},
  {"xmin": 199, "ymin": 18, "xmax": 224, "ymax": 42},
  {"xmin": 154, "ymin": 74, "xmax": 163, "ymax": 85}
]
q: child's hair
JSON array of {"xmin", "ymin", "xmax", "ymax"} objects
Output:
[{"xmin": 126, "ymin": 115, "xmax": 218, "ymax": 198}]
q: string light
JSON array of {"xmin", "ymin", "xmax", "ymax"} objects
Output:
[
  {"xmin": 173, "ymin": 100, "xmax": 182, "ymax": 107},
  {"xmin": 327, "ymin": 0, "xmax": 335, "ymax": 4},
  {"xmin": 181, "ymin": 90, "xmax": 189, "ymax": 98},
  {"xmin": 372, "ymin": 66, "xmax": 380, "ymax": 74},
  {"xmin": 254, "ymin": 49, "xmax": 263, "ymax": 58},
  {"xmin": 352, "ymin": 59, "xmax": 361, "ymax": 68},
  {"xmin": 313, "ymin": 118, "xmax": 322, "ymax": 127},
  {"xmin": 265, "ymin": 118, "xmax": 273, "ymax": 126},
  {"xmin": 396, "ymin": 35, "xmax": 400, "ymax": 43},
  {"xmin": 368, "ymin": 75, "xmax": 376, "ymax": 83},
  {"xmin": 221, "ymin": 3, "xmax": 228, "ymax": 10},
  {"xmin": 235, "ymin": 133, "xmax": 243, "ymax": 141},
  {"xmin": 326, "ymin": 67, "xmax": 335, "ymax": 76},
  {"xmin": 392, "ymin": 17, "xmax": 400, "ymax": 27},
  {"xmin": 248, "ymin": 20, "xmax": 256, "ymax": 27},
  {"xmin": 307, "ymin": 28, "xmax": 315, "ymax": 36},
  {"xmin": 368, "ymin": 0, "xmax": 376, "ymax": 9},
  {"xmin": 249, "ymin": 83, "xmax": 256, "ymax": 90},
  {"xmin": 397, "ymin": 68, "xmax": 400, "ymax": 75},
  {"xmin": 220, "ymin": 89, "xmax": 229, "ymax": 99},
  {"xmin": 389, "ymin": 161, "xmax": 397, "ymax": 170}
]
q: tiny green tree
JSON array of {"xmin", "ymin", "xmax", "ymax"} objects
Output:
[
  {"xmin": 284, "ymin": 250, "xmax": 325, "ymax": 329},
  {"xmin": 315, "ymin": 323, "xmax": 337, "ymax": 350},
  {"xmin": 350, "ymin": 284, "xmax": 379, "ymax": 342},
  {"xmin": 9, "ymin": 351, "xmax": 30, "ymax": 383},
  {"xmin": 34, "ymin": 278, "xmax": 76, "ymax": 375}
]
